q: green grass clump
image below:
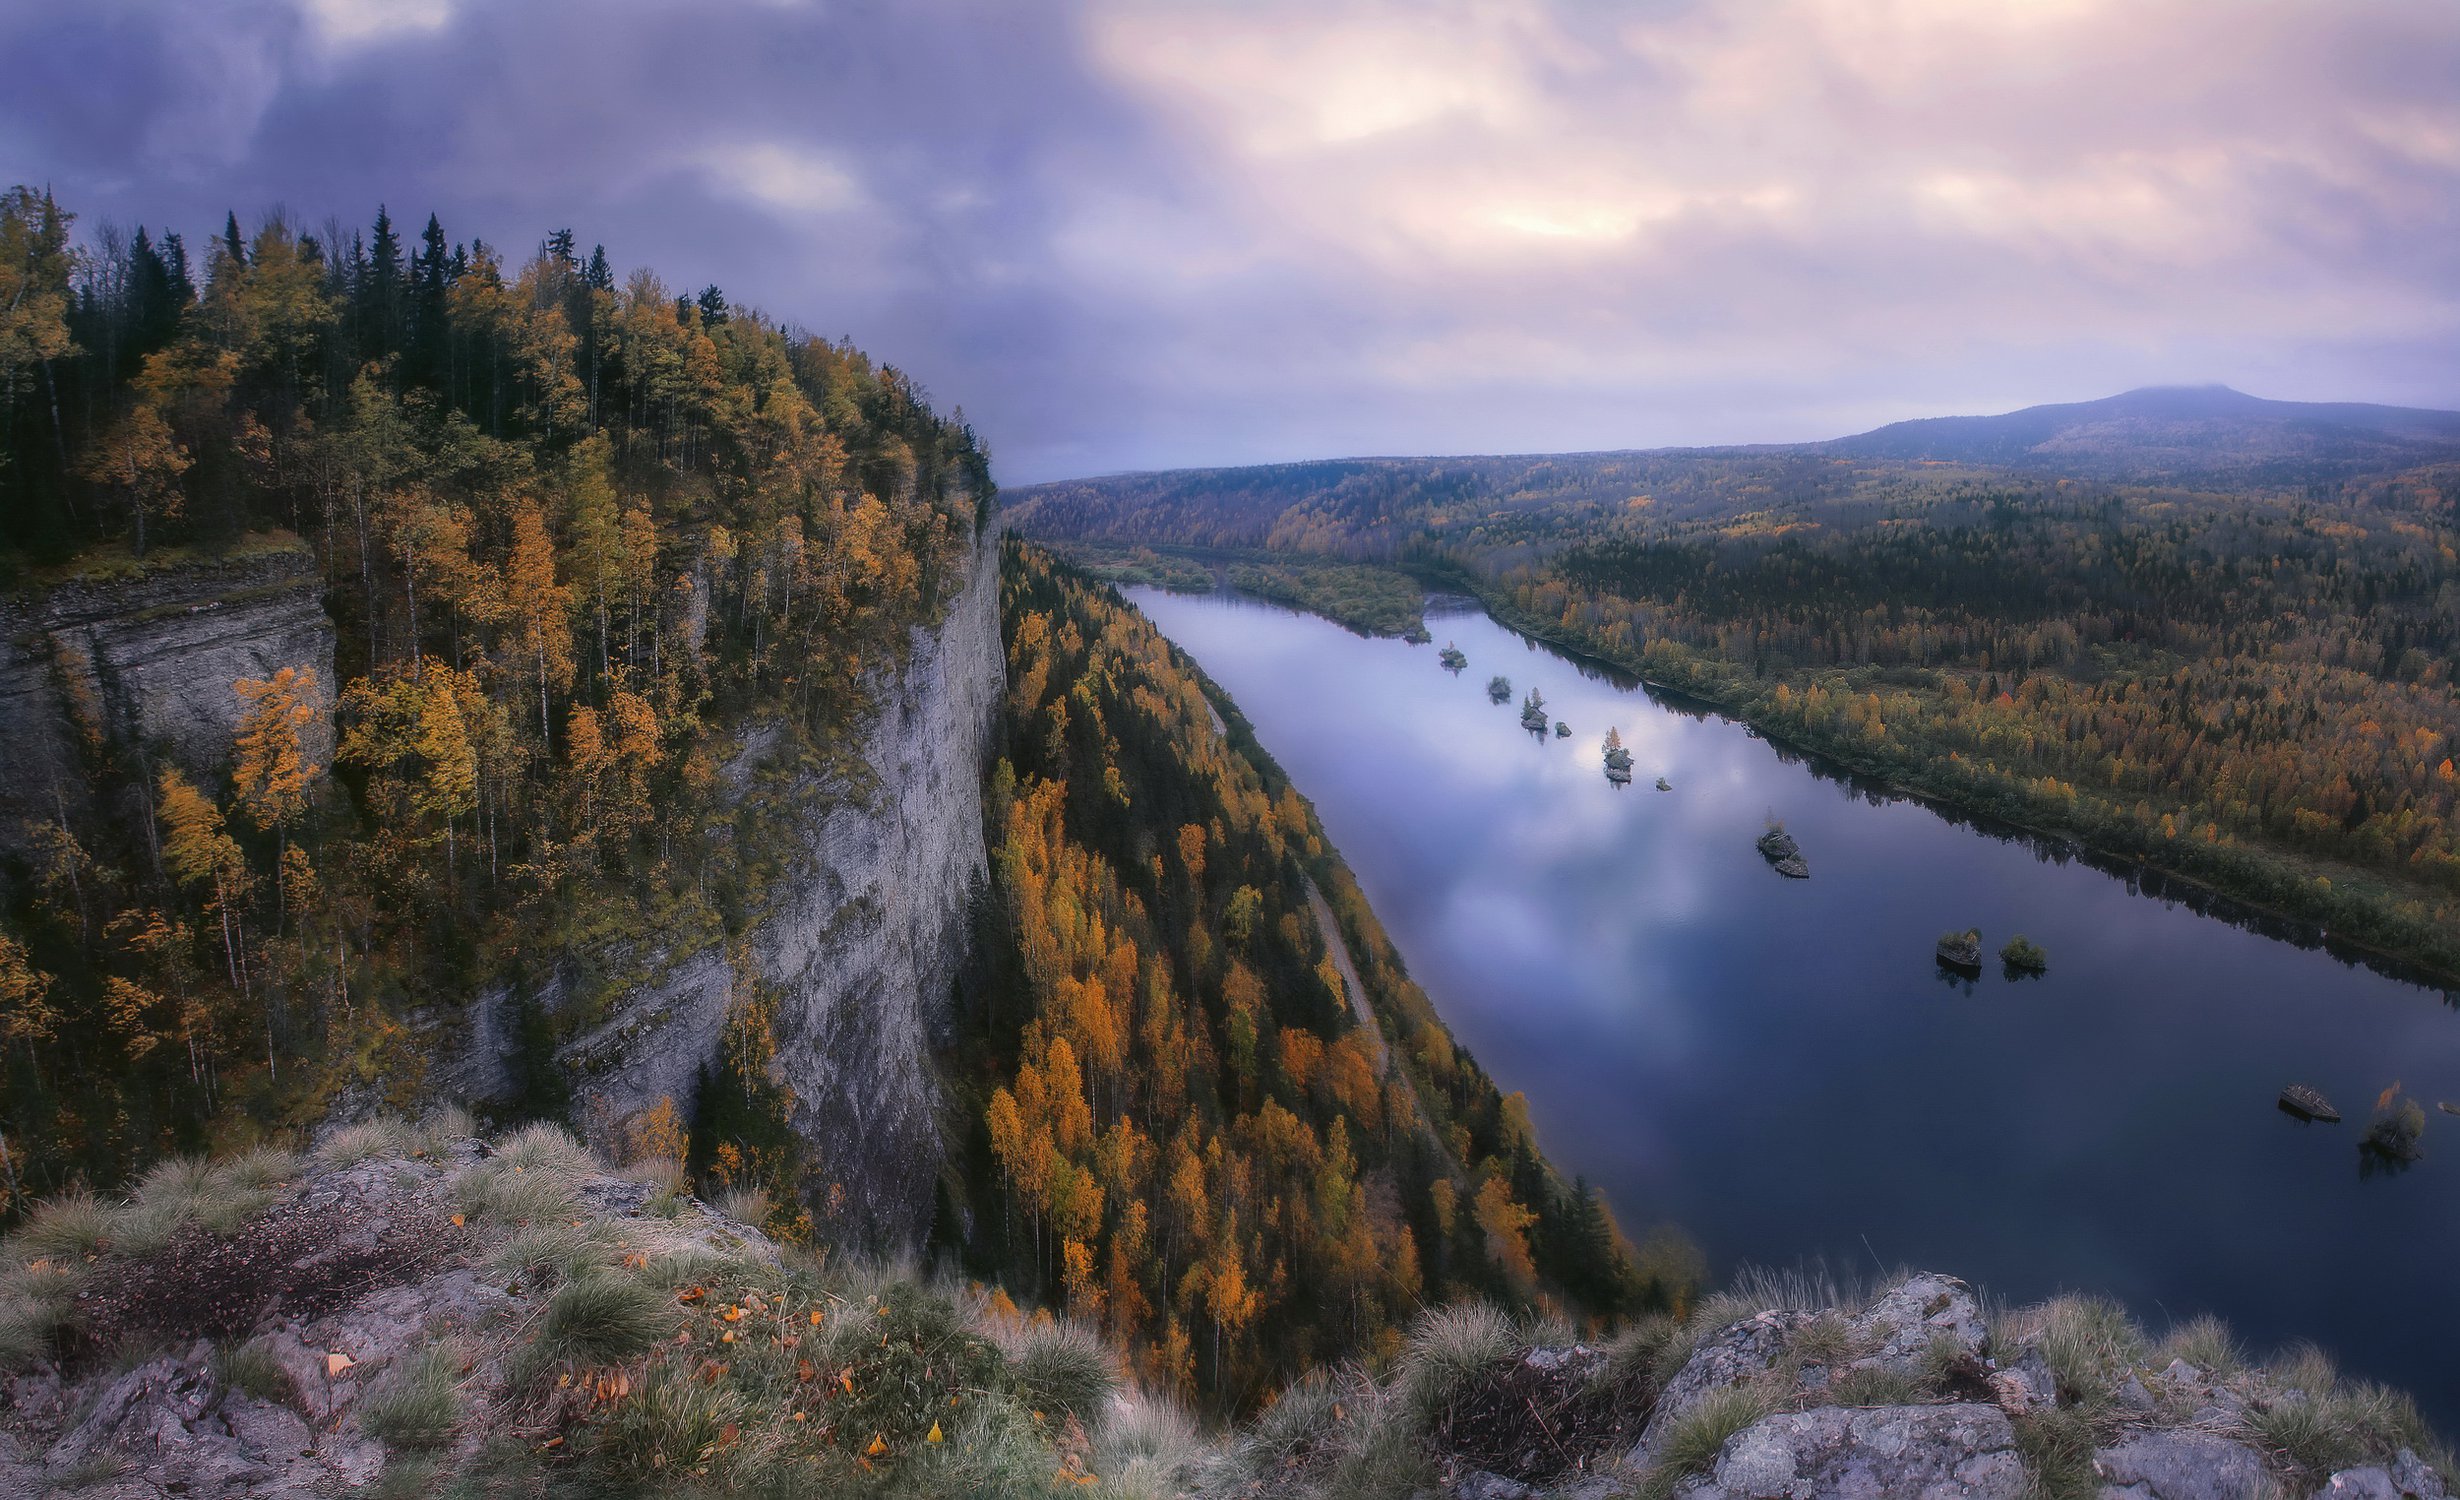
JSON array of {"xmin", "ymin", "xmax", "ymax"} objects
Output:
[
  {"xmin": 1825, "ymin": 1365, "xmax": 1919, "ymax": 1408},
  {"xmin": 537, "ymin": 1272, "xmax": 676, "ymax": 1365},
  {"xmin": 315, "ymin": 1119, "xmax": 415, "ymax": 1169},
  {"xmin": 213, "ymin": 1339, "xmax": 296, "ymax": 1406},
  {"xmin": 9, "ymin": 1190, "xmax": 115, "ymax": 1260},
  {"xmin": 1638, "ymin": 1385, "xmax": 1770, "ymax": 1499},
  {"xmin": 2010, "ymin": 1406, "xmax": 2099, "ymax": 1500},
  {"xmin": 458, "ymin": 1159, "xmax": 584, "ymax": 1227},
  {"xmin": 361, "ymin": 1340, "xmax": 467, "ymax": 1449},
  {"xmin": 2026, "ymin": 1295, "xmax": 2145, "ymax": 1410},
  {"xmin": 587, "ymin": 1359, "xmax": 756, "ymax": 1477},
  {"xmin": 1393, "ymin": 1302, "xmax": 1519, "ymax": 1431},
  {"xmin": 1094, "ymin": 1393, "xmax": 1199, "ymax": 1499},
  {"xmin": 2241, "ymin": 1349, "xmax": 2449, "ymax": 1484},
  {"xmin": 1004, "ymin": 1317, "xmax": 1115, "ymax": 1430},
  {"xmin": 2152, "ymin": 1314, "xmax": 2242, "ymax": 1376}
]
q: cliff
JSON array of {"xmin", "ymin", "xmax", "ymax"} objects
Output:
[
  {"xmin": 441, "ymin": 518, "xmax": 1004, "ymax": 1249},
  {"xmin": 0, "ymin": 539, "xmax": 336, "ymax": 844}
]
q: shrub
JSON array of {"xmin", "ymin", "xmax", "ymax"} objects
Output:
[
  {"xmin": 2000, "ymin": 935, "xmax": 2049, "ymax": 975},
  {"xmin": 2360, "ymin": 1100, "xmax": 2426, "ymax": 1166},
  {"xmin": 537, "ymin": 1273, "xmax": 675, "ymax": 1365}
]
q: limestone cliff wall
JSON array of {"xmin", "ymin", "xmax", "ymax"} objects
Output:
[
  {"xmin": 446, "ymin": 521, "xmax": 1004, "ymax": 1250},
  {"xmin": 0, "ymin": 545, "xmax": 337, "ymax": 842}
]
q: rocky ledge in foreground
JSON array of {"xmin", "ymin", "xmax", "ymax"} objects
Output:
[
  {"xmin": 1397, "ymin": 1271, "xmax": 2452, "ymax": 1500},
  {"xmin": 0, "ymin": 1120, "xmax": 1140, "ymax": 1500}
]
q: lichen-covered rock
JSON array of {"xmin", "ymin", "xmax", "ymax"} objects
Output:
[
  {"xmin": 2322, "ymin": 1450, "xmax": 2457, "ymax": 1500},
  {"xmin": 1674, "ymin": 1402, "xmax": 2025, "ymax": 1500},
  {"xmin": 1846, "ymin": 1273, "xmax": 1985, "ymax": 1378},
  {"xmin": 2091, "ymin": 1430, "xmax": 2270, "ymax": 1499},
  {"xmin": 1990, "ymin": 1347, "xmax": 2055, "ymax": 1415},
  {"xmin": 1633, "ymin": 1310, "xmax": 1815, "ymax": 1461}
]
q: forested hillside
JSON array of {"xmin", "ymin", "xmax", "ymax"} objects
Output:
[
  {"xmin": 950, "ymin": 544, "xmax": 1677, "ymax": 1410},
  {"xmin": 0, "ymin": 185, "xmax": 990, "ymax": 1205},
  {"xmin": 1007, "ymin": 421, "xmax": 2460, "ymax": 980}
]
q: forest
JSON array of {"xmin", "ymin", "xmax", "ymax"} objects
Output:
[
  {"xmin": 1006, "ymin": 439, "xmax": 2460, "ymax": 980},
  {"xmin": 950, "ymin": 543, "xmax": 1677, "ymax": 1410},
  {"xmin": 0, "ymin": 185, "xmax": 990, "ymax": 1207}
]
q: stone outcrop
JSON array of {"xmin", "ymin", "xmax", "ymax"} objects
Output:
[
  {"xmin": 2093, "ymin": 1430, "xmax": 2272, "ymax": 1500},
  {"xmin": 0, "ymin": 542, "xmax": 335, "ymax": 845},
  {"xmin": 1606, "ymin": 1273, "xmax": 2454, "ymax": 1500},
  {"xmin": 439, "ymin": 519, "xmax": 1005, "ymax": 1250},
  {"xmin": 1673, "ymin": 1402, "xmax": 2026, "ymax": 1500},
  {"xmin": 0, "ymin": 1133, "xmax": 778, "ymax": 1500}
]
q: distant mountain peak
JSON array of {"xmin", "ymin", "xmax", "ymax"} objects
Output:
[{"xmin": 1826, "ymin": 385, "xmax": 2460, "ymax": 475}]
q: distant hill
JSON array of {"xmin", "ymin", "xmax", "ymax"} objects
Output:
[{"xmin": 1824, "ymin": 385, "xmax": 2460, "ymax": 477}]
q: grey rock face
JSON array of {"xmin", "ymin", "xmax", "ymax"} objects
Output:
[
  {"xmin": 1675, "ymin": 1402, "xmax": 2026, "ymax": 1500},
  {"xmin": 453, "ymin": 521, "xmax": 1005, "ymax": 1250},
  {"xmin": 0, "ymin": 546, "xmax": 335, "ymax": 845},
  {"xmin": 2091, "ymin": 1430, "xmax": 2270, "ymax": 1500},
  {"xmin": 1633, "ymin": 1310, "xmax": 1814, "ymax": 1462}
]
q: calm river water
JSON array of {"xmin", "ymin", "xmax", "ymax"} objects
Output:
[{"xmin": 1126, "ymin": 587, "xmax": 2460, "ymax": 1427}]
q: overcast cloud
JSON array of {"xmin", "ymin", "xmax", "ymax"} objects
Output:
[{"xmin": 3, "ymin": 0, "xmax": 2456, "ymax": 482}]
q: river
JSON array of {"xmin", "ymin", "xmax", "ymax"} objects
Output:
[{"xmin": 1124, "ymin": 585, "xmax": 2460, "ymax": 1428}]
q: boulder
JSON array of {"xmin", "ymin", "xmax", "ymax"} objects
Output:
[
  {"xmin": 1633, "ymin": 1310, "xmax": 1814, "ymax": 1462},
  {"xmin": 1673, "ymin": 1402, "xmax": 2025, "ymax": 1500},
  {"xmin": 1846, "ymin": 1274, "xmax": 1985, "ymax": 1378},
  {"xmin": 1990, "ymin": 1348, "xmax": 2055, "ymax": 1415},
  {"xmin": 2321, "ymin": 1450, "xmax": 2456, "ymax": 1500},
  {"xmin": 2091, "ymin": 1430, "xmax": 2270, "ymax": 1500}
]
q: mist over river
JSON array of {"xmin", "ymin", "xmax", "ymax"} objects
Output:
[{"xmin": 1125, "ymin": 586, "xmax": 2460, "ymax": 1428}]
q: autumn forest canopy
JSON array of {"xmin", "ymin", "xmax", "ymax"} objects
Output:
[{"xmin": 0, "ymin": 183, "xmax": 991, "ymax": 1198}]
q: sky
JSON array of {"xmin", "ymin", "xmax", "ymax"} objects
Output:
[{"xmin": 3, "ymin": 0, "xmax": 2458, "ymax": 484}]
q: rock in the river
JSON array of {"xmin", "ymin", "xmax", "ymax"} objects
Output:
[
  {"xmin": 1673, "ymin": 1402, "xmax": 2025, "ymax": 1500},
  {"xmin": 2091, "ymin": 1430, "xmax": 2271, "ymax": 1500}
]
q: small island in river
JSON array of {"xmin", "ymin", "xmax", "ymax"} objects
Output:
[
  {"xmin": 1936, "ymin": 928, "xmax": 1985, "ymax": 971},
  {"xmin": 1756, "ymin": 819, "xmax": 1809, "ymax": 877},
  {"xmin": 1602, "ymin": 726, "xmax": 1635, "ymax": 784}
]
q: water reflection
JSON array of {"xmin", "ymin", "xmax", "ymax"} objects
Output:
[{"xmin": 1128, "ymin": 584, "xmax": 2460, "ymax": 1431}]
